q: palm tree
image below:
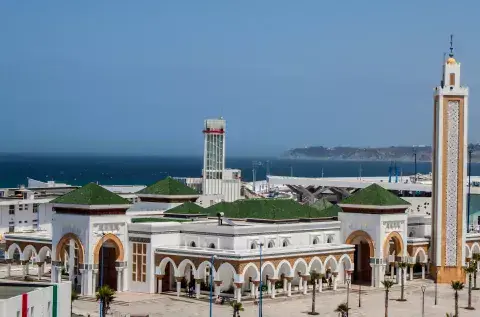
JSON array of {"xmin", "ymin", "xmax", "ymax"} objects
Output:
[
  {"xmin": 230, "ymin": 300, "xmax": 244, "ymax": 317},
  {"xmin": 382, "ymin": 280, "xmax": 395, "ymax": 317},
  {"xmin": 96, "ymin": 285, "xmax": 116, "ymax": 317},
  {"xmin": 397, "ymin": 262, "xmax": 408, "ymax": 301},
  {"xmin": 451, "ymin": 280, "xmax": 464, "ymax": 317},
  {"xmin": 335, "ymin": 302, "xmax": 350, "ymax": 317},
  {"xmin": 308, "ymin": 270, "xmax": 321, "ymax": 315},
  {"xmin": 472, "ymin": 253, "xmax": 480, "ymax": 290},
  {"xmin": 464, "ymin": 265, "xmax": 476, "ymax": 310},
  {"xmin": 71, "ymin": 290, "xmax": 79, "ymax": 316},
  {"xmin": 446, "ymin": 313, "xmax": 454, "ymax": 317}
]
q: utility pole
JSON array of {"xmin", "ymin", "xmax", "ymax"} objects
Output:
[
  {"xmin": 468, "ymin": 144, "xmax": 474, "ymax": 231},
  {"xmin": 413, "ymin": 146, "xmax": 417, "ymax": 183}
]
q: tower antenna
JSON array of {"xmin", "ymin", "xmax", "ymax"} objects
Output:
[
  {"xmin": 449, "ymin": 34, "xmax": 454, "ymax": 57},
  {"xmin": 441, "ymin": 52, "xmax": 446, "ymax": 88}
]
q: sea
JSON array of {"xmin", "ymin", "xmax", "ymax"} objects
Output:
[{"xmin": 2, "ymin": 154, "xmax": 480, "ymax": 188}]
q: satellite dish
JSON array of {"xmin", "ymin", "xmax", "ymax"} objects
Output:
[{"xmin": 223, "ymin": 218, "xmax": 236, "ymax": 226}]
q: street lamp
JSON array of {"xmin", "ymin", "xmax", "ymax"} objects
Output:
[
  {"xmin": 346, "ymin": 273, "xmax": 352, "ymax": 317},
  {"xmin": 209, "ymin": 254, "xmax": 217, "ymax": 317},
  {"xmin": 413, "ymin": 146, "xmax": 417, "ymax": 184},
  {"xmin": 98, "ymin": 232, "xmax": 106, "ymax": 317},
  {"xmin": 435, "ymin": 269, "xmax": 439, "ymax": 306},
  {"xmin": 468, "ymin": 144, "xmax": 474, "ymax": 231},
  {"xmin": 259, "ymin": 243, "xmax": 264, "ymax": 317},
  {"xmin": 358, "ymin": 283, "xmax": 361, "ymax": 308},
  {"xmin": 421, "ymin": 285, "xmax": 426, "ymax": 317}
]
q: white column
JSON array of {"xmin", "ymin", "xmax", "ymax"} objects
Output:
[
  {"xmin": 390, "ymin": 264, "xmax": 394, "ymax": 279},
  {"xmin": 176, "ymin": 281, "xmax": 181, "ymax": 297},
  {"xmin": 92, "ymin": 270, "xmax": 98, "ymax": 293},
  {"xmin": 56, "ymin": 266, "xmax": 62, "ymax": 283},
  {"xmin": 298, "ymin": 276, "xmax": 303, "ymax": 291},
  {"xmin": 68, "ymin": 240, "xmax": 75, "ymax": 281},
  {"xmin": 123, "ymin": 266, "xmax": 128, "ymax": 292},
  {"xmin": 195, "ymin": 282, "xmax": 201, "ymax": 299},
  {"xmin": 236, "ymin": 286, "xmax": 242, "ymax": 302},
  {"xmin": 157, "ymin": 278, "xmax": 162, "ymax": 293},
  {"xmin": 421, "ymin": 264, "xmax": 426, "ymax": 280},
  {"xmin": 371, "ymin": 266, "xmax": 375, "ymax": 287},
  {"xmin": 302, "ymin": 279, "xmax": 308, "ymax": 295},
  {"xmin": 25, "ymin": 263, "xmax": 30, "ymax": 276},
  {"xmin": 6, "ymin": 263, "xmax": 11, "ymax": 278},
  {"xmin": 318, "ymin": 278, "xmax": 323, "ymax": 292},
  {"xmin": 37, "ymin": 264, "xmax": 42, "ymax": 280},
  {"xmin": 396, "ymin": 266, "xmax": 401, "ymax": 284},
  {"xmin": 116, "ymin": 268, "xmax": 123, "ymax": 292},
  {"xmin": 21, "ymin": 263, "xmax": 26, "ymax": 278},
  {"xmin": 79, "ymin": 269, "xmax": 85, "ymax": 295},
  {"xmin": 267, "ymin": 280, "xmax": 272, "ymax": 294},
  {"xmin": 333, "ymin": 275, "xmax": 338, "ymax": 291},
  {"xmin": 271, "ymin": 282, "xmax": 276, "ymax": 298},
  {"xmin": 214, "ymin": 283, "xmax": 221, "ymax": 297},
  {"xmin": 409, "ymin": 266, "xmax": 414, "ymax": 281},
  {"xmin": 287, "ymin": 280, "xmax": 292, "ymax": 297},
  {"xmin": 403, "ymin": 268, "xmax": 407, "ymax": 284},
  {"xmin": 283, "ymin": 278, "xmax": 287, "ymax": 293},
  {"xmin": 250, "ymin": 282, "xmax": 255, "ymax": 298}
]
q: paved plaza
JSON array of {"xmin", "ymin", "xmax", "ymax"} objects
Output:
[{"xmin": 67, "ymin": 280, "xmax": 480, "ymax": 317}]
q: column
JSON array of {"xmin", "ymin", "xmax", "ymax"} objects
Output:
[
  {"xmin": 252, "ymin": 281, "xmax": 260, "ymax": 298},
  {"xmin": 195, "ymin": 279, "xmax": 201, "ymax": 299},
  {"xmin": 403, "ymin": 268, "xmax": 407, "ymax": 284},
  {"xmin": 409, "ymin": 265, "xmax": 414, "ymax": 281},
  {"xmin": 156, "ymin": 275, "xmax": 164, "ymax": 293},
  {"xmin": 286, "ymin": 278, "xmax": 292, "ymax": 297},
  {"xmin": 6, "ymin": 260, "xmax": 12, "ymax": 278},
  {"xmin": 267, "ymin": 280, "xmax": 272, "ymax": 294},
  {"xmin": 234, "ymin": 283, "xmax": 243, "ymax": 302},
  {"xmin": 56, "ymin": 265, "xmax": 62, "ymax": 283},
  {"xmin": 269, "ymin": 279, "xmax": 277, "ymax": 298},
  {"xmin": 302, "ymin": 276, "xmax": 308, "ymax": 295},
  {"xmin": 332, "ymin": 273, "xmax": 338, "ymax": 291},
  {"xmin": 283, "ymin": 278, "xmax": 287, "ymax": 293},
  {"xmin": 214, "ymin": 281, "xmax": 222, "ymax": 297},
  {"xmin": 396, "ymin": 264, "xmax": 401, "ymax": 284},
  {"xmin": 298, "ymin": 276, "xmax": 303, "ymax": 291},
  {"xmin": 116, "ymin": 268, "xmax": 123, "ymax": 292},
  {"xmin": 69, "ymin": 239, "xmax": 75, "ymax": 281},
  {"xmin": 421, "ymin": 264, "xmax": 426, "ymax": 280},
  {"xmin": 92, "ymin": 269, "xmax": 98, "ymax": 292},
  {"xmin": 371, "ymin": 265, "xmax": 376, "ymax": 287},
  {"xmin": 318, "ymin": 277, "xmax": 323, "ymax": 293},
  {"xmin": 390, "ymin": 264, "xmax": 394, "ymax": 279},
  {"xmin": 79, "ymin": 269, "xmax": 86, "ymax": 295},
  {"xmin": 25, "ymin": 262, "xmax": 30, "ymax": 276},
  {"xmin": 21, "ymin": 261, "xmax": 27, "ymax": 278},
  {"xmin": 176, "ymin": 277, "xmax": 183, "ymax": 297},
  {"xmin": 250, "ymin": 281, "xmax": 255, "ymax": 298},
  {"xmin": 36, "ymin": 262, "xmax": 44, "ymax": 280}
]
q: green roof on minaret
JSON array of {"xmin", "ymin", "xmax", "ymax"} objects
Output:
[
  {"xmin": 52, "ymin": 182, "xmax": 130, "ymax": 205},
  {"xmin": 339, "ymin": 183, "xmax": 409, "ymax": 207},
  {"xmin": 137, "ymin": 177, "xmax": 199, "ymax": 196}
]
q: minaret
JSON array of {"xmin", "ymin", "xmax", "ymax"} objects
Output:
[
  {"xmin": 431, "ymin": 35, "xmax": 469, "ymax": 283},
  {"xmin": 202, "ymin": 117, "xmax": 226, "ymax": 195}
]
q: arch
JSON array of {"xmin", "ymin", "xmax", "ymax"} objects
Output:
[
  {"xmin": 465, "ymin": 244, "xmax": 472, "ymax": 259},
  {"xmin": 338, "ymin": 254, "xmax": 354, "ymax": 271},
  {"xmin": 241, "ymin": 262, "xmax": 260, "ymax": 279},
  {"xmin": 6, "ymin": 243, "xmax": 23, "ymax": 261},
  {"xmin": 216, "ymin": 262, "xmax": 237, "ymax": 291},
  {"xmin": 177, "ymin": 259, "xmax": 197, "ymax": 277},
  {"xmin": 217, "ymin": 262, "xmax": 237, "ymax": 276},
  {"xmin": 22, "ymin": 245, "xmax": 38, "ymax": 262},
  {"xmin": 282, "ymin": 239, "xmax": 289, "ymax": 247},
  {"xmin": 471, "ymin": 243, "xmax": 480, "ymax": 256},
  {"xmin": 158, "ymin": 257, "xmax": 178, "ymax": 275},
  {"xmin": 55, "ymin": 233, "xmax": 85, "ymax": 264},
  {"xmin": 326, "ymin": 235, "xmax": 333, "ymax": 244},
  {"xmin": 324, "ymin": 255, "xmax": 338, "ymax": 272},
  {"xmin": 312, "ymin": 237, "xmax": 319, "ymax": 245},
  {"xmin": 383, "ymin": 231, "xmax": 404, "ymax": 258},
  {"xmin": 308, "ymin": 256, "xmax": 324, "ymax": 274},
  {"xmin": 38, "ymin": 246, "xmax": 52, "ymax": 262},
  {"xmin": 93, "ymin": 233, "xmax": 125, "ymax": 264},
  {"xmin": 196, "ymin": 260, "xmax": 216, "ymax": 279},
  {"xmin": 413, "ymin": 248, "xmax": 428, "ymax": 263},
  {"xmin": 276, "ymin": 259, "xmax": 293, "ymax": 278},
  {"xmin": 345, "ymin": 230, "xmax": 375, "ymax": 257},
  {"xmin": 260, "ymin": 261, "xmax": 276, "ymax": 283},
  {"xmin": 250, "ymin": 242, "xmax": 257, "ymax": 250},
  {"xmin": 292, "ymin": 258, "xmax": 309, "ymax": 275},
  {"xmin": 208, "ymin": 243, "xmax": 216, "ymax": 249},
  {"xmin": 267, "ymin": 241, "xmax": 275, "ymax": 248},
  {"xmin": 190, "ymin": 241, "xmax": 197, "ymax": 247}
]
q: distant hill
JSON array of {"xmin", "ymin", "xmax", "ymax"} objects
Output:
[{"xmin": 283, "ymin": 144, "xmax": 480, "ymax": 162}]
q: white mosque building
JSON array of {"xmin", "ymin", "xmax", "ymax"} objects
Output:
[{"xmin": 3, "ymin": 42, "xmax": 480, "ymax": 302}]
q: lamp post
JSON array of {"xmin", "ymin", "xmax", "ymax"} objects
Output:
[
  {"xmin": 468, "ymin": 144, "xmax": 474, "ymax": 231},
  {"xmin": 209, "ymin": 254, "xmax": 217, "ymax": 317},
  {"xmin": 99, "ymin": 232, "xmax": 106, "ymax": 317},
  {"xmin": 434, "ymin": 269, "xmax": 439, "ymax": 306},
  {"xmin": 421, "ymin": 285, "xmax": 426, "ymax": 317},
  {"xmin": 413, "ymin": 146, "xmax": 417, "ymax": 184},
  {"xmin": 358, "ymin": 283, "xmax": 361, "ymax": 308},
  {"xmin": 259, "ymin": 243, "xmax": 264, "ymax": 317},
  {"xmin": 346, "ymin": 276, "xmax": 351, "ymax": 317}
]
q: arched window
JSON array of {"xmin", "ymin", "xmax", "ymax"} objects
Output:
[
  {"xmin": 282, "ymin": 240, "xmax": 289, "ymax": 247},
  {"xmin": 267, "ymin": 241, "xmax": 274, "ymax": 248},
  {"xmin": 312, "ymin": 238, "xmax": 319, "ymax": 245},
  {"xmin": 250, "ymin": 242, "xmax": 257, "ymax": 250},
  {"xmin": 208, "ymin": 243, "xmax": 216, "ymax": 249},
  {"xmin": 190, "ymin": 241, "xmax": 196, "ymax": 247},
  {"xmin": 326, "ymin": 236, "xmax": 333, "ymax": 244}
]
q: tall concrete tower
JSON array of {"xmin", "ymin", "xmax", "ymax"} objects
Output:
[
  {"xmin": 431, "ymin": 37, "xmax": 469, "ymax": 283},
  {"xmin": 202, "ymin": 117, "xmax": 226, "ymax": 195}
]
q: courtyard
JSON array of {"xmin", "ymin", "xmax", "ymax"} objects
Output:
[{"xmin": 70, "ymin": 280, "xmax": 480, "ymax": 317}]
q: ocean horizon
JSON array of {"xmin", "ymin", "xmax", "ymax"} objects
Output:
[{"xmin": 2, "ymin": 153, "xmax": 480, "ymax": 188}]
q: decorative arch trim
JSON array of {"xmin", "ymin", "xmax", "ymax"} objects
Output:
[
  {"xmin": 6, "ymin": 243, "xmax": 23, "ymax": 260},
  {"xmin": 22, "ymin": 245, "xmax": 38, "ymax": 261},
  {"xmin": 345, "ymin": 230, "xmax": 375, "ymax": 257},
  {"xmin": 93, "ymin": 233, "xmax": 125, "ymax": 264},
  {"xmin": 55, "ymin": 233, "xmax": 85, "ymax": 264},
  {"xmin": 382, "ymin": 231, "xmax": 404, "ymax": 258}
]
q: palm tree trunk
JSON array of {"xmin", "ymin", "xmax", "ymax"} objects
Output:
[
  {"xmin": 468, "ymin": 273, "xmax": 472, "ymax": 309},
  {"xmin": 455, "ymin": 290, "xmax": 458, "ymax": 317},
  {"xmin": 385, "ymin": 290, "xmax": 389, "ymax": 317}
]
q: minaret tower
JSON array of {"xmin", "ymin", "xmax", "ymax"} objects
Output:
[{"xmin": 431, "ymin": 35, "xmax": 469, "ymax": 283}]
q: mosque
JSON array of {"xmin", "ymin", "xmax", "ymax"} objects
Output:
[{"xmin": 3, "ymin": 41, "xmax": 480, "ymax": 301}]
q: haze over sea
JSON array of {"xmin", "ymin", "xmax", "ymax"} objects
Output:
[{"xmin": 2, "ymin": 154, "xmax": 480, "ymax": 188}]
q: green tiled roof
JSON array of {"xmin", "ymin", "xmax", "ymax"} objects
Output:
[
  {"xmin": 311, "ymin": 198, "xmax": 333, "ymax": 211},
  {"xmin": 131, "ymin": 217, "xmax": 191, "ymax": 223},
  {"xmin": 164, "ymin": 202, "xmax": 205, "ymax": 215},
  {"xmin": 320, "ymin": 204, "xmax": 342, "ymax": 217},
  {"xmin": 340, "ymin": 183, "xmax": 409, "ymax": 206},
  {"xmin": 206, "ymin": 199, "xmax": 336, "ymax": 220},
  {"xmin": 137, "ymin": 177, "xmax": 199, "ymax": 196},
  {"xmin": 52, "ymin": 183, "xmax": 130, "ymax": 205}
]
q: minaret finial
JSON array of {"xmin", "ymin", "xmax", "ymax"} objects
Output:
[{"xmin": 449, "ymin": 34, "xmax": 454, "ymax": 57}]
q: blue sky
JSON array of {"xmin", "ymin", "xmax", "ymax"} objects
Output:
[{"xmin": 1, "ymin": 1, "xmax": 480, "ymax": 156}]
